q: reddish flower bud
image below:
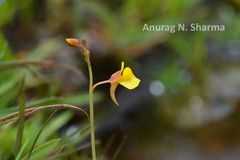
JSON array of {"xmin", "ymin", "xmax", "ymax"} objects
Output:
[
  {"xmin": 66, "ymin": 38, "xmax": 81, "ymax": 47},
  {"xmin": 82, "ymin": 38, "xmax": 87, "ymax": 48}
]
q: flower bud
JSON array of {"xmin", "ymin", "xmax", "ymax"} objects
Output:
[
  {"xmin": 82, "ymin": 38, "xmax": 87, "ymax": 48},
  {"xmin": 66, "ymin": 38, "xmax": 81, "ymax": 47}
]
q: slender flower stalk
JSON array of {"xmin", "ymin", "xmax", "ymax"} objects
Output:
[
  {"xmin": 66, "ymin": 38, "xmax": 97, "ymax": 160},
  {"xmin": 86, "ymin": 52, "xmax": 97, "ymax": 160}
]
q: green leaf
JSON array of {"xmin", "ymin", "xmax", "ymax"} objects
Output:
[
  {"xmin": 0, "ymin": 91, "xmax": 104, "ymax": 118},
  {"xmin": 15, "ymin": 74, "xmax": 26, "ymax": 155},
  {"xmin": 37, "ymin": 111, "xmax": 73, "ymax": 144},
  {"xmin": 22, "ymin": 138, "xmax": 61, "ymax": 160},
  {"xmin": 0, "ymin": 41, "xmax": 8, "ymax": 60},
  {"xmin": 26, "ymin": 38, "xmax": 63, "ymax": 61},
  {"xmin": 0, "ymin": 0, "xmax": 7, "ymax": 7},
  {"xmin": 0, "ymin": 0, "xmax": 17, "ymax": 26},
  {"xmin": 0, "ymin": 74, "xmax": 22, "ymax": 109},
  {"xmin": 0, "ymin": 77, "xmax": 19, "ymax": 95},
  {"xmin": 15, "ymin": 139, "xmax": 29, "ymax": 160},
  {"xmin": 0, "ymin": 0, "xmax": 36, "ymax": 27},
  {"xmin": 0, "ymin": 104, "xmax": 89, "ymax": 125}
]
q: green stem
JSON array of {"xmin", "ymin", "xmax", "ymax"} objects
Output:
[
  {"xmin": 15, "ymin": 75, "xmax": 26, "ymax": 156},
  {"xmin": 85, "ymin": 51, "xmax": 97, "ymax": 160}
]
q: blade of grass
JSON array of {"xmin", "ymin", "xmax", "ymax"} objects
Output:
[
  {"xmin": 0, "ymin": 60, "xmax": 86, "ymax": 82},
  {"xmin": 0, "ymin": 75, "xmax": 20, "ymax": 95},
  {"xmin": 68, "ymin": 123, "xmax": 90, "ymax": 139},
  {"xmin": 0, "ymin": 104, "xmax": 89, "ymax": 125},
  {"xmin": 54, "ymin": 140, "xmax": 100, "ymax": 159},
  {"xmin": 46, "ymin": 144, "xmax": 68, "ymax": 160},
  {"xmin": 15, "ymin": 74, "xmax": 26, "ymax": 156},
  {"xmin": 38, "ymin": 111, "xmax": 73, "ymax": 144},
  {"xmin": 26, "ymin": 66, "xmax": 53, "ymax": 96},
  {"xmin": 16, "ymin": 139, "xmax": 29, "ymax": 160},
  {"xmin": 111, "ymin": 135, "xmax": 128, "ymax": 160},
  {"xmin": 61, "ymin": 123, "xmax": 91, "ymax": 149},
  {"xmin": 0, "ymin": 42, "xmax": 8, "ymax": 60},
  {"xmin": 100, "ymin": 134, "xmax": 116, "ymax": 160},
  {"xmin": 0, "ymin": 91, "xmax": 103, "ymax": 118},
  {"xmin": 27, "ymin": 104, "xmax": 62, "ymax": 160},
  {"xmin": 23, "ymin": 138, "xmax": 61, "ymax": 160},
  {"xmin": 0, "ymin": 0, "xmax": 7, "ymax": 7}
]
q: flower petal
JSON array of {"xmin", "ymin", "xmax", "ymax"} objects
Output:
[
  {"xmin": 121, "ymin": 61, "xmax": 124, "ymax": 72},
  {"xmin": 110, "ymin": 82, "xmax": 119, "ymax": 106},
  {"xmin": 119, "ymin": 67, "xmax": 140, "ymax": 90},
  {"xmin": 109, "ymin": 70, "xmax": 121, "ymax": 82}
]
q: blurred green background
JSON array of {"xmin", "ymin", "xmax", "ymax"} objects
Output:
[{"xmin": 1, "ymin": 0, "xmax": 240, "ymax": 159}]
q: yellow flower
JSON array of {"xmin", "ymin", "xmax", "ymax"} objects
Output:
[{"xmin": 92, "ymin": 62, "xmax": 140, "ymax": 106}]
